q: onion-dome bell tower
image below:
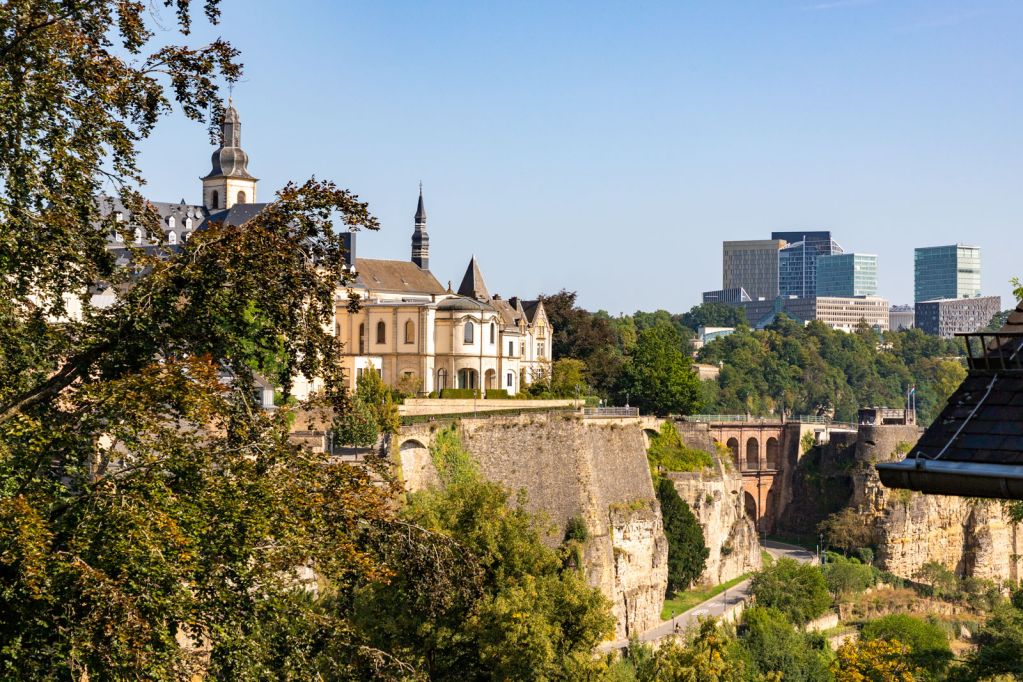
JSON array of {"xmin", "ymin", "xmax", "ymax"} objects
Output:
[{"xmin": 202, "ymin": 99, "xmax": 258, "ymax": 211}]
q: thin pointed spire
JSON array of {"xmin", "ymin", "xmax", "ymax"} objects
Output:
[{"xmin": 411, "ymin": 183, "xmax": 429, "ymax": 270}]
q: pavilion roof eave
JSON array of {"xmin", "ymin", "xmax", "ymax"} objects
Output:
[{"xmin": 876, "ymin": 458, "xmax": 1023, "ymax": 500}]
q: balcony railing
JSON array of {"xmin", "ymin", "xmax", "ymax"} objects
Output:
[
  {"xmin": 958, "ymin": 331, "xmax": 1023, "ymax": 372},
  {"xmin": 581, "ymin": 407, "xmax": 640, "ymax": 418}
]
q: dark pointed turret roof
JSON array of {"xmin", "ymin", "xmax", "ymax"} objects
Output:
[
  {"xmin": 457, "ymin": 256, "xmax": 490, "ymax": 301},
  {"xmin": 203, "ymin": 100, "xmax": 255, "ymax": 180},
  {"xmin": 415, "ymin": 185, "xmax": 427, "ymax": 224}
]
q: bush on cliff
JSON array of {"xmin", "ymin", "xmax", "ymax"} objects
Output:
[
  {"xmin": 656, "ymin": 477, "xmax": 709, "ymax": 595},
  {"xmin": 750, "ymin": 558, "xmax": 831, "ymax": 625},
  {"xmin": 647, "ymin": 421, "xmax": 715, "ymax": 474}
]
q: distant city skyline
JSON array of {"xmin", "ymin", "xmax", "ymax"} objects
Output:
[{"xmin": 132, "ymin": 0, "xmax": 1022, "ymax": 314}]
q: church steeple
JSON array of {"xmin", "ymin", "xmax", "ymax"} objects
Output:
[
  {"xmin": 411, "ymin": 183, "xmax": 429, "ymax": 270},
  {"xmin": 202, "ymin": 99, "xmax": 258, "ymax": 210}
]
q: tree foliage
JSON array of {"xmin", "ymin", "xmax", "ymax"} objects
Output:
[
  {"xmin": 832, "ymin": 639, "xmax": 918, "ymax": 682},
  {"xmin": 698, "ymin": 319, "xmax": 965, "ymax": 423},
  {"xmin": 656, "ymin": 477, "xmax": 709, "ymax": 595},
  {"xmin": 749, "ymin": 558, "xmax": 831, "ymax": 626},
  {"xmin": 634, "ymin": 619, "xmax": 744, "ymax": 682},
  {"xmin": 626, "ymin": 322, "xmax": 702, "ymax": 416},
  {"xmin": 861, "ymin": 614, "xmax": 952, "ymax": 677},
  {"xmin": 734, "ymin": 607, "xmax": 833, "ymax": 682},
  {"xmin": 354, "ymin": 467, "xmax": 616, "ymax": 681}
]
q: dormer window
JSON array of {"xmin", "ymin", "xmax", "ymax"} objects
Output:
[
  {"xmin": 168, "ymin": 231, "xmax": 177, "ymax": 245},
  {"xmin": 185, "ymin": 217, "xmax": 193, "ymax": 229},
  {"xmin": 114, "ymin": 212, "xmax": 123, "ymax": 222},
  {"xmin": 133, "ymin": 228, "xmax": 142, "ymax": 244},
  {"xmin": 113, "ymin": 230, "xmax": 123, "ymax": 243},
  {"xmin": 167, "ymin": 216, "xmax": 175, "ymax": 229}
]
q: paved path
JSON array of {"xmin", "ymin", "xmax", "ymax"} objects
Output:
[{"xmin": 599, "ymin": 541, "xmax": 816, "ymax": 651}]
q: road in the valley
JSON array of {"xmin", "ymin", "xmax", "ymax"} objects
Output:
[{"xmin": 599, "ymin": 540, "xmax": 816, "ymax": 651}]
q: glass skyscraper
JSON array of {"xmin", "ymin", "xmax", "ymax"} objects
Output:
[
  {"xmin": 816, "ymin": 253, "xmax": 878, "ymax": 297},
  {"xmin": 913, "ymin": 244, "xmax": 981, "ymax": 303},
  {"xmin": 773, "ymin": 231, "xmax": 844, "ymax": 298}
]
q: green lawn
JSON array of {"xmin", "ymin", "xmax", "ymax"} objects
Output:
[
  {"xmin": 761, "ymin": 549, "xmax": 774, "ymax": 567},
  {"xmin": 661, "ymin": 573, "xmax": 751, "ymax": 621}
]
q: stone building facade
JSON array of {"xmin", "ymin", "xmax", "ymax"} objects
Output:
[{"xmin": 101, "ymin": 103, "xmax": 552, "ymax": 397}]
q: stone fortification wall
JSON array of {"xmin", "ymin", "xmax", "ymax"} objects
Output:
[
  {"xmin": 670, "ymin": 423, "xmax": 761, "ymax": 585},
  {"xmin": 398, "ymin": 413, "xmax": 668, "ymax": 639},
  {"xmin": 399, "ymin": 398, "xmax": 578, "ymax": 417},
  {"xmin": 779, "ymin": 423, "xmax": 1022, "ymax": 583}
]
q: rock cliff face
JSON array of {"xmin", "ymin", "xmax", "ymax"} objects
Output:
[
  {"xmin": 669, "ymin": 423, "xmax": 761, "ymax": 585},
  {"xmin": 779, "ymin": 424, "xmax": 1022, "ymax": 583},
  {"xmin": 398, "ymin": 414, "xmax": 669, "ymax": 639}
]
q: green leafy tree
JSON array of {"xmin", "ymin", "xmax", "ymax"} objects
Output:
[
  {"xmin": 355, "ymin": 469, "xmax": 616, "ymax": 680},
  {"xmin": 656, "ymin": 477, "xmax": 709, "ymax": 595},
  {"xmin": 823, "ymin": 557, "xmax": 875, "ymax": 597},
  {"xmin": 680, "ymin": 303, "xmax": 748, "ymax": 332},
  {"xmin": 332, "ymin": 394, "xmax": 380, "ymax": 446},
  {"xmin": 819, "ymin": 508, "xmax": 875, "ymax": 556},
  {"xmin": 634, "ymin": 619, "xmax": 745, "ymax": 682},
  {"xmin": 861, "ymin": 614, "xmax": 952, "ymax": 677},
  {"xmin": 550, "ymin": 357, "xmax": 589, "ymax": 398},
  {"xmin": 626, "ymin": 322, "xmax": 702, "ymax": 415},
  {"xmin": 734, "ymin": 607, "xmax": 833, "ymax": 682},
  {"xmin": 913, "ymin": 561, "xmax": 958, "ymax": 600},
  {"xmin": 750, "ymin": 558, "xmax": 832, "ymax": 625},
  {"xmin": 956, "ymin": 589, "xmax": 1023, "ymax": 680},
  {"xmin": 833, "ymin": 639, "xmax": 918, "ymax": 682},
  {"xmin": 356, "ymin": 366, "xmax": 401, "ymax": 435}
]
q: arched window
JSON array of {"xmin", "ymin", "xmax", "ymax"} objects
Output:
[
  {"xmin": 489, "ymin": 322, "xmax": 496, "ymax": 344},
  {"xmin": 182, "ymin": 231, "xmax": 190, "ymax": 243},
  {"xmin": 437, "ymin": 368, "xmax": 447, "ymax": 390},
  {"xmin": 358, "ymin": 323, "xmax": 365, "ymax": 355},
  {"xmin": 211, "ymin": 190, "xmax": 220, "ymax": 209},
  {"xmin": 185, "ymin": 217, "xmax": 193, "ymax": 229},
  {"xmin": 404, "ymin": 319, "xmax": 415, "ymax": 344},
  {"xmin": 376, "ymin": 320, "xmax": 386, "ymax": 344},
  {"xmin": 133, "ymin": 228, "xmax": 142, "ymax": 244},
  {"xmin": 167, "ymin": 216, "xmax": 175, "ymax": 228},
  {"xmin": 167, "ymin": 231, "xmax": 177, "ymax": 245},
  {"xmin": 113, "ymin": 230, "xmax": 123, "ymax": 243},
  {"xmin": 464, "ymin": 321, "xmax": 474, "ymax": 344},
  {"xmin": 237, "ymin": 190, "xmax": 246, "ymax": 204}
]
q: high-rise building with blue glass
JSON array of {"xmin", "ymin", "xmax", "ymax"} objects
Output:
[
  {"xmin": 773, "ymin": 231, "xmax": 843, "ymax": 298},
  {"xmin": 816, "ymin": 253, "xmax": 878, "ymax": 297},
  {"xmin": 913, "ymin": 244, "xmax": 981, "ymax": 303}
]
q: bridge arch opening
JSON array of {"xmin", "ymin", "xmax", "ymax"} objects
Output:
[
  {"xmin": 726, "ymin": 438, "xmax": 740, "ymax": 468},
  {"xmin": 398, "ymin": 439, "xmax": 435, "ymax": 491},
  {"xmin": 643, "ymin": 428, "xmax": 660, "ymax": 450},
  {"xmin": 766, "ymin": 437, "xmax": 780, "ymax": 470},
  {"xmin": 743, "ymin": 491, "xmax": 757, "ymax": 521},
  {"xmin": 746, "ymin": 437, "xmax": 760, "ymax": 470}
]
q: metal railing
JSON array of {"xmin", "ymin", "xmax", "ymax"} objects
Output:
[
  {"xmin": 581, "ymin": 407, "xmax": 640, "ymax": 418},
  {"xmin": 958, "ymin": 331, "xmax": 1023, "ymax": 372}
]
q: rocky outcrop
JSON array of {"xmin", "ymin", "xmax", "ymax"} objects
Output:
[
  {"xmin": 669, "ymin": 422, "xmax": 762, "ymax": 585},
  {"xmin": 398, "ymin": 414, "xmax": 669, "ymax": 639},
  {"xmin": 779, "ymin": 423, "xmax": 1022, "ymax": 583}
]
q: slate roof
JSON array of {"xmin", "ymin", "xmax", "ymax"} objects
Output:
[
  {"xmin": 457, "ymin": 257, "xmax": 491, "ymax": 301},
  {"xmin": 436, "ymin": 296, "xmax": 496, "ymax": 312},
  {"xmin": 490, "ymin": 296, "xmax": 525, "ymax": 329},
  {"xmin": 354, "ymin": 258, "xmax": 445, "ymax": 295},
  {"xmin": 519, "ymin": 299, "xmax": 543, "ymax": 324},
  {"xmin": 910, "ymin": 301, "xmax": 1023, "ymax": 465}
]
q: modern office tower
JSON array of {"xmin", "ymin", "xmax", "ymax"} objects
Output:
[
  {"xmin": 889, "ymin": 305, "xmax": 915, "ymax": 330},
  {"xmin": 816, "ymin": 253, "xmax": 878, "ymax": 297},
  {"xmin": 913, "ymin": 244, "xmax": 982, "ymax": 303},
  {"xmin": 774, "ymin": 231, "xmax": 844, "ymax": 298},
  {"xmin": 722, "ymin": 240, "xmax": 785, "ymax": 301},
  {"xmin": 915, "ymin": 296, "xmax": 1001, "ymax": 338}
]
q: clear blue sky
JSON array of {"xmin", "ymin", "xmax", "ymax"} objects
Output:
[{"xmin": 137, "ymin": 0, "xmax": 1023, "ymax": 314}]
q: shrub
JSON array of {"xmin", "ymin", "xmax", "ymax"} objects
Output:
[
  {"xmin": 737, "ymin": 607, "xmax": 833, "ymax": 681},
  {"xmin": 861, "ymin": 614, "xmax": 952, "ymax": 676},
  {"xmin": 564, "ymin": 516, "xmax": 589, "ymax": 543},
  {"xmin": 819, "ymin": 508, "xmax": 874, "ymax": 556},
  {"xmin": 484, "ymin": 389, "xmax": 510, "ymax": 399},
  {"xmin": 647, "ymin": 421, "xmax": 714, "ymax": 473},
  {"xmin": 824, "ymin": 557, "xmax": 875, "ymax": 596},
  {"xmin": 750, "ymin": 558, "xmax": 831, "ymax": 625},
  {"xmin": 439, "ymin": 388, "xmax": 481, "ymax": 399}
]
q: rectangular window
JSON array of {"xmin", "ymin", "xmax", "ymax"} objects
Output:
[
  {"xmin": 537, "ymin": 343, "xmax": 545, "ymax": 358},
  {"xmin": 508, "ymin": 341, "xmax": 514, "ymax": 356}
]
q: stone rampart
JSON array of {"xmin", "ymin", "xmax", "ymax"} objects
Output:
[{"xmin": 396, "ymin": 412, "xmax": 668, "ymax": 639}]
